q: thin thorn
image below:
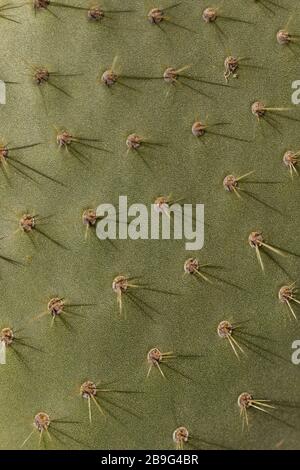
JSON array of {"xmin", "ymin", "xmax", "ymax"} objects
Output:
[
  {"xmin": 20, "ymin": 429, "xmax": 35, "ymax": 449},
  {"xmin": 255, "ymin": 246, "xmax": 265, "ymax": 272}
]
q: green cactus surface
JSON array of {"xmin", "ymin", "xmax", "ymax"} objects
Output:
[{"xmin": 0, "ymin": 0, "xmax": 300, "ymax": 450}]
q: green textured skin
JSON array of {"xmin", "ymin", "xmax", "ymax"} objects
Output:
[{"xmin": 0, "ymin": 0, "xmax": 300, "ymax": 450}]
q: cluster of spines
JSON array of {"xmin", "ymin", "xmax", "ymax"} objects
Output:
[{"xmin": 0, "ymin": 0, "xmax": 299, "ymax": 450}]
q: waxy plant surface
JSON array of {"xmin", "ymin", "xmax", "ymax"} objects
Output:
[{"xmin": 0, "ymin": 0, "xmax": 300, "ymax": 450}]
